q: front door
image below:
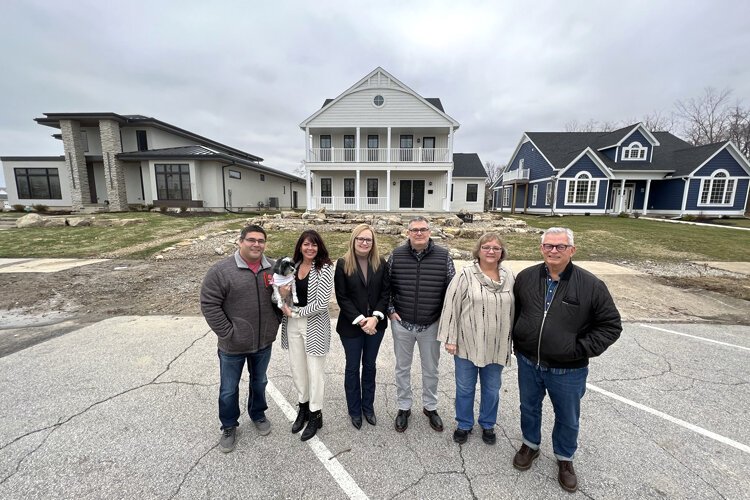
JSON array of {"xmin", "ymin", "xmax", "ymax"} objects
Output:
[
  {"xmin": 292, "ymin": 191, "xmax": 298, "ymax": 209},
  {"xmin": 610, "ymin": 185, "xmax": 634, "ymax": 212},
  {"xmin": 422, "ymin": 137, "xmax": 435, "ymax": 162},
  {"xmin": 399, "ymin": 180, "xmax": 425, "ymax": 208},
  {"xmin": 86, "ymin": 162, "xmax": 97, "ymax": 203}
]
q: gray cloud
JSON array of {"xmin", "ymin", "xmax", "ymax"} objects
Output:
[{"xmin": 1, "ymin": 0, "xmax": 748, "ymax": 187}]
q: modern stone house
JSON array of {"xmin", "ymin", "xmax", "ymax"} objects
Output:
[
  {"xmin": 299, "ymin": 67, "xmax": 486, "ymax": 213},
  {"xmin": 1, "ymin": 113, "xmax": 306, "ymax": 212}
]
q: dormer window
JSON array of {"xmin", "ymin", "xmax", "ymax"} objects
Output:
[{"xmin": 622, "ymin": 142, "xmax": 646, "ymax": 160}]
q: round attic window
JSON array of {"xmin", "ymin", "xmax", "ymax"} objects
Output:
[{"xmin": 373, "ymin": 95, "xmax": 385, "ymax": 107}]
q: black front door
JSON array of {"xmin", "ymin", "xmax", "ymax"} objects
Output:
[
  {"xmin": 293, "ymin": 191, "xmax": 298, "ymax": 209},
  {"xmin": 399, "ymin": 180, "xmax": 425, "ymax": 208},
  {"xmin": 86, "ymin": 162, "xmax": 97, "ymax": 203}
]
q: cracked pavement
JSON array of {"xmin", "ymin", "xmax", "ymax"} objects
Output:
[{"xmin": 0, "ymin": 318, "xmax": 748, "ymax": 499}]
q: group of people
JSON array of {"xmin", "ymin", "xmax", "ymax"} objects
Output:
[{"xmin": 200, "ymin": 217, "xmax": 622, "ymax": 493}]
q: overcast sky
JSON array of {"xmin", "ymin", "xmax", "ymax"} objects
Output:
[{"xmin": 1, "ymin": 0, "xmax": 749, "ymax": 188}]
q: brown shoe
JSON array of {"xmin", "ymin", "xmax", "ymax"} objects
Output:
[
  {"xmin": 512, "ymin": 443, "xmax": 540, "ymax": 471},
  {"xmin": 558, "ymin": 460, "xmax": 578, "ymax": 493}
]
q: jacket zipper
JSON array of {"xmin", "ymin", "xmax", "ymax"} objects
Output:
[
  {"xmin": 255, "ymin": 270, "xmax": 262, "ymax": 352},
  {"xmin": 413, "ymin": 259, "xmax": 421, "ymax": 322},
  {"xmin": 537, "ymin": 277, "xmax": 558, "ymax": 367}
]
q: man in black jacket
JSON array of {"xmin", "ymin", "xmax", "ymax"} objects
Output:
[
  {"xmin": 200, "ymin": 225, "xmax": 282, "ymax": 453},
  {"xmin": 511, "ymin": 227, "xmax": 621, "ymax": 493}
]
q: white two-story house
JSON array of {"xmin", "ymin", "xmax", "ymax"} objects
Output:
[{"xmin": 299, "ymin": 67, "xmax": 485, "ymax": 213}]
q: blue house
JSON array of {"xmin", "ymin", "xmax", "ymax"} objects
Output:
[{"xmin": 492, "ymin": 123, "xmax": 750, "ymax": 217}]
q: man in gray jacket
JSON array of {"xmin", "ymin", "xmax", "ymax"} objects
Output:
[{"xmin": 200, "ymin": 224, "xmax": 281, "ymax": 453}]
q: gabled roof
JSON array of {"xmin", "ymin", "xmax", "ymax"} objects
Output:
[
  {"xmin": 34, "ymin": 113, "xmax": 264, "ymax": 162},
  {"xmin": 118, "ymin": 146, "xmax": 304, "ymax": 182},
  {"xmin": 671, "ymin": 141, "xmax": 729, "ymax": 176},
  {"xmin": 301, "ymin": 67, "xmax": 459, "ymax": 128},
  {"xmin": 453, "ymin": 153, "xmax": 487, "ymax": 178}
]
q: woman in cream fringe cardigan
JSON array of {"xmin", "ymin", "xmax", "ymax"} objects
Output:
[{"xmin": 437, "ymin": 232, "xmax": 514, "ymax": 446}]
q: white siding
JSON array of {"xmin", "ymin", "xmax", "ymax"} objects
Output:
[
  {"xmin": 451, "ymin": 178, "xmax": 486, "ymax": 212},
  {"xmin": 308, "ymin": 89, "xmax": 452, "ymax": 128},
  {"xmin": 2, "ymin": 159, "xmax": 71, "ymax": 207},
  {"xmin": 148, "ymin": 128, "xmax": 198, "ymax": 150},
  {"xmin": 81, "ymin": 127, "xmax": 102, "ymax": 155}
]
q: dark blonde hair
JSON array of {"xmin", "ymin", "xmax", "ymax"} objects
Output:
[
  {"xmin": 342, "ymin": 224, "xmax": 381, "ymax": 275},
  {"xmin": 472, "ymin": 232, "xmax": 508, "ymax": 262}
]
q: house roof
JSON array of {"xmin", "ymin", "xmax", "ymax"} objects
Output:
[
  {"xmin": 523, "ymin": 128, "xmax": 717, "ymax": 175},
  {"xmin": 34, "ymin": 113, "xmax": 264, "ymax": 162},
  {"xmin": 118, "ymin": 146, "xmax": 304, "ymax": 182},
  {"xmin": 453, "ymin": 153, "xmax": 486, "ymax": 178},
  {"xmin": 302, "ymin": 67, "xmax": 459, "ymax": 128}
]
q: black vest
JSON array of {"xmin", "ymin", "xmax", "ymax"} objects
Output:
[{"xmin": 390, "ymin": 241, "xmax": 450, "ymax": 325}]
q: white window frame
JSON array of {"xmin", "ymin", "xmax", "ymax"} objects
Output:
[
  {"xmin": 622, "ymin": 141, "xmax": 647, "ymax": 160},
  {"xmin": 503, "ymin": 187, "xmax": 511, "ymax": 207},
  {"xmin": 519, "ymin": 158, "xmax": 525, "ymax": 169},
  {"xmin": 698, "ymin": 169, "xmax": 736, "ymax": 206},
  {"xmin": 466, "ymin": 183, "xmax": 478, "ymax": 202},
  {"xmin": 566, "ymin": 172, "xmax": 598, "ymax": 205},
  {"xmin": 545, "ymin": 181, "xmax": 552, "ymax": 206},
  {"xmin": 531, "ymin": 184, "xmax": 538, "ymax": 205}
]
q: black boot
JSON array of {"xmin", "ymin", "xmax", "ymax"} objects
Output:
[
  {"xmin": 301, "ymin": 410, "xmax": 323, "ymax": 441},
  {"xmin": 292, "ymin": 402, "xmax": 309, "ymax": 434}
]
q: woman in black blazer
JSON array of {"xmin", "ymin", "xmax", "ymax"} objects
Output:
[{"xmin": 334, "ymin": 224, "xmax": 390, "ymax": 429}]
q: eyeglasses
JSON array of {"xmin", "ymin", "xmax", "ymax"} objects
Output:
[
  {"xmin": 354, "ymin": 237, "xmax": 373, "ymax": 244},
  {"xmin": 480, "ymin": 246, "xmax": 503, "ymax": 253},
  {"xmin": 542, "ymin": 243, "xmax": 571, "ymax": 252},
  {"xmin": 243, "ymin": 238, "xmax": 266, "ymax": 245},
  {"xmin": 408, "ymin": 228, "xmax": 430, "ymax": 234}
]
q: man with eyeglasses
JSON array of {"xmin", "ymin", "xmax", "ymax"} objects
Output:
[
  {"xmin": 387, "ymin": 216, "xmax": 455, "ymax": 433},
  {"xmin": 200, "ymin": 224, "xmax": 282, "ymax": 453},
  {"xmin": 511, "ymin": 227, "xmax": 621, "ymax": 492}
]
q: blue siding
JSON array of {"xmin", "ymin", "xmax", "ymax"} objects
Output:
[
  {"xmin": 514, "ymin": 185, "xmax": 527, "ymax": 209},
  {"xmin": 686, "ymin": 178, "xmax": 749, "ymax": 211},
  {"xmin": 693, "ymin": 149, "xmax": 749, "ymax": 177},
  {"xmin": 560, "ymin": 155, "xmax": 608, "ymax": 179},
  {"xmin": 619, "ymin": 129, "xmax": 652, "ymax": 163},
  {"xmin": 632, "ymin": 180, "xmax": 647, "ymax": 209},
  {"xmin": 601, "ymin": 147, "xmax": 616, "ymax": 161},
  {"xmin": 557, "ymin": 177, "xmax": 607, "ymax": 210},
  {"xmin": 528, "ymin": 181, "xmax": 553, "ymax": 208},
  {"xmin": 507, "ymin": 140, "xmax": 555, "ymax": 181},
  {"xmin": 647, "ymin": 179, "xmax": 685, "ymax": 210}
]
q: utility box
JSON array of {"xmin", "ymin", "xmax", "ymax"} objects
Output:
[{"xmin": 268, "ymin": 197, "xmax": 279, "ymax": 208}]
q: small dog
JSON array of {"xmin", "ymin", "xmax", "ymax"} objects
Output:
[{"xmin": 271, "ymin": 257, "xmax": 298, "ymax": 310}]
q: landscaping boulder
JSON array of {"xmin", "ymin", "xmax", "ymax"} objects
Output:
[
  {"xmin": 15, "ymin": 213, "xmax": 45, "ymax": 228},
  {"xmin": 67, "ymin": 217, "xmax": 93, "ymax": 227}
]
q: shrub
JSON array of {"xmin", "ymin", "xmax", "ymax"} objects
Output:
[
  {"xmin": 632, "ymin": 211, "xmax": 641, "ymax": 219},
  {"xmin": 12, "ymin": 204, "xmax": 25, "ymax": 212},
  {"xmin": 179, "ymin": 205, "xmax": 188, "ymax": 213},
  {"xmin": 681, "ymin": 214, "xmax": 697, "ymax": 222},
  {"xmin": 32, "ymin": 204, "xmax": 49, "ymax": 213},
  {"xmin": 617, "ymin": 211, "xmax": 629, "ymax": 218},
  {"xmin": 159, "ymin": 206, "xmax": 168, "ymax": 213}
]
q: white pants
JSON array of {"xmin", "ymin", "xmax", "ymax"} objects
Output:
[{"xmin": 287, "ymin": 316, "xmax": 326, "ymax": 412}]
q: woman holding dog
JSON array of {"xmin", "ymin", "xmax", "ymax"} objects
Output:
[
  {"xmin": 334, "ymin": 224, "xmax": 390, "ymax": 429},
  {"xmin": 437, "ymin": 232, "xmax": 514, "ymax": 446},
  {"xmin": 280, "ymin": 229, "xmax": 334, "ymax": 441}
]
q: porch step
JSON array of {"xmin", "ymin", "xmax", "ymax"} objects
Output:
[{"xmin": 74, "ymin": 204, "xmax": 107, "ymax": 214}]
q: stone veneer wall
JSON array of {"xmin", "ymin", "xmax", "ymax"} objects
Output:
[
  {"xmin": 99, "ymin": 119, "xmax": 129, "ymax": 211},
  {"xmin": 60, "ymin": 120, "xmax": 90, "ymax": 209}
]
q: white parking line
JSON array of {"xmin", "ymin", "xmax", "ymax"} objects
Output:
[
  {"xmin": 639, "ymin": 324, "xmax": 750, "ymax": 352},
  {"xmin": 266, "ymin": 380, "xmax": 369, "ymax": 500},
  {"xmin": 587, "ymin": 383, "xmax": 750, "ymax": 454}
]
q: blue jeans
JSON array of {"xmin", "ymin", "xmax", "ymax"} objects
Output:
[
  {"xmin": 517, "ymin": 352, "xmax": 588, "ymax": 460},
  {"xmin": 218, "ymin": 346, "xmax": 272, "ymax": 430},
  {"xmin": 340, "ymin": 331, "xmax": 384, "ymax": 417},
  {"xmin": 454, "ymin": 356, "xmax": 503, "ymax": 430}
]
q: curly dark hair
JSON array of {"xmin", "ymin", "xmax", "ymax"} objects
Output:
[{"xmin": 292, "ymin": 229, "xmax": 332, "ymax": 270}]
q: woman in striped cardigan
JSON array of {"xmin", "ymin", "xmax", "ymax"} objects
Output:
[
  {"xmin": 280, "ymin": 229, "xmax": 334, "ymax": 441},
  {"xmin": 437, "ymin": 232, "xmax": 515, "ymax": 446}
]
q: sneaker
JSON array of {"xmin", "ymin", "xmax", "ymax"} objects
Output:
[
  {"xmin": 453, "ymin": 428, "xmax": 471, "ymax": 444},
  {"xmin": 254, "ymin": 417, "xmax": 271, "ymax": 436},
  {"xmin": 481, "ymin": 428, "xmax": 496, "ymax": 445},
  {"xmin": 219, "ymin": 426, "xmax": 237, "ymax": 453}
]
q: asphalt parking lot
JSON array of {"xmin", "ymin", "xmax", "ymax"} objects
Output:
[{"xmin": 0, "ymin": 317, "xmax": 748, "ymax": 499}]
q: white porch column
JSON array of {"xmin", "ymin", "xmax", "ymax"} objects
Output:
[
  {"xmin": 305, "ymin": 127, "xmax": 310, "ymax": 161},
  {"xmin": 446, "ymin": 169, "xmax": 453, "ymax": 212},
  {"xmin": 643, "ymin": 179, "xmax": 651, "ymax": 215},
  {"xmin": 355, "ymin": 127, "xmax": 360, "ymax": 162},
  {"xmin": 448, "ymin": 126, "xmax": 453, "ymax": 158},
  {"xmin": 306, "ymin": 168, "xmax": 312, "ymax": 210},
  {"xmin": 680, "ymin": 178, "xmax": 690, "ymax": 212},
  {"xmin": 386, "ymin": 169, "xmax": 391, "ymax": 212},
  {"xmin": 387, "ymin": 127, "xmax": 391, "ymax": 163},
  {"xmin": 356, "ymin": 169, "xmax": 361, "ymax": 211},
  {"xmin": 618, "ymin": 179, "xmax": 625, "ymax": 212}
]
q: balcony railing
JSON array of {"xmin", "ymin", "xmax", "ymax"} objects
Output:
[
  {"xmin": 308, "ymin": 147, "xmax": 450, "ymax": 163},
  {"xmin": 502, "ymin": 168, "xmax": 530, "ymax": 183},
  {"xmin": 312, "ymin": 196, "xmax": 388, "ymax": 211}
]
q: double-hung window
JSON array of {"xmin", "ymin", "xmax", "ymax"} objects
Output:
[
  {"xmin": 566, "ymin": 172, "xmax": 597, "ymax": 204},
  {"xmin": 699, "ymin": 170, "xmax": 736, "ymax": 206},
  {"xmin": 466, "ymin": 184, "xmax": 478, "ymax": 202},
  {"xmin": 320, "ymin": 178, "xmax": 332, "ymax": 204}
]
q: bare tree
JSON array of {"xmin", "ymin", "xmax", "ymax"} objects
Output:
[
  {"xmin": 675, "ymin": 87, "xmax": 732, "ymax": 145},
  {"xmin": 564, "ymin": 118, "xmax": 618, "ymax": 132},
  {"xmin": 293, "ymin": 160, "xmax": 306, "ymax": 178},
  {"xmin": 640, "ymin": 110, "xmax": 676, "ymax": 132},
  {"xmin": 484, "ymin": 161, "xmax": 505, "ymax": 211},
  {"xmin": 726, "ymin": 102, "xmax": 750, "ymax": 158}
]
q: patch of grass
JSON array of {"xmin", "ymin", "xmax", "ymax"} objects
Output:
[
  {"xmin": 709, "ymin": 217, "xmax": 750, "ymax": 228},
  {"xmin": 506, "ymin": 215, "xmax": 750, "ymax": 262},
  {"xmin": 0, "ymin": 212, "xmax": 247, "ymax": 258}
]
